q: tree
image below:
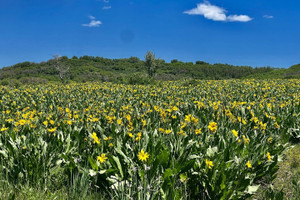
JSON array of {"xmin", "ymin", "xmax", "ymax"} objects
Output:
[
  {"xmin": 53, "ymin": 54, "xmax": 70, "ymax": 83},
  {"xmin": 144, "ymin": 51, "xmax": 158, "ymax": 77},
  {"xmin": 196, "ymin": 60, "xmax": 207, "ymax": 65},
  {"xmin": 128, "ymin": 56, "xmax": 140, "ymax": 63}
]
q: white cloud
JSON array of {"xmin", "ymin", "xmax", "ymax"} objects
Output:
[
  {"xmin": 82, "ymin": 16, "xmax": 102, "ymax": 27},
  {"xmin": 102, "ymin": 6, "xmax": 112, "ymax": 10},
  {"xmin": 103, "ymin": 0, "xmax": 109, "ymax": 3},
  {"xmin": 263, "ymin": 15, "xmax": 274, "ymax": 19},
  {"xmin": 184, "ymin": 1, "xmax": 252, "ymax": 22},
  {"xmin": 227, "ymin": 15, "xmax": 252, "ymax": 22},
  {"xmin": 184, "ymin": 1, "xmax": 226, "ymax": 21}
]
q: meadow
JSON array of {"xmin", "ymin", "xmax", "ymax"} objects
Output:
[{"xmin": 0, "ymin": 79, "xmax": 299, "ymax": 199}]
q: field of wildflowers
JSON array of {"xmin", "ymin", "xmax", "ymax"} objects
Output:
[{"xmin": 0, "ymin": 79, "xmax": 299, "ymax": 199}]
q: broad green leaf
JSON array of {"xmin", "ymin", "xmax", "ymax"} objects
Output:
[
  {"xmin": 112, "ymin": 156, "xmax": 124, "ymax": 179},
  {"xmin": 89, "ymin": 156, "xmax": 98, "ymax": 171}
]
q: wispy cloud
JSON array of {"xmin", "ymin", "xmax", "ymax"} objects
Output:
[
  {"xmin": 82, "ymin": 16, "xmax": 102, "ymax": 27},
  {"xmin": 103, "ymin": 0, "xmax": 109, "ymax": 3},
  {"xmin": 184, "ymin": 1, "xmax": 252, "ymax": 22},
  {"xmin": 102, "ymin": 6, "xmax": 112, "ymax": 10},
  {"xmin": 263, "ymin": 15, "xmax": 274, "ymax": 19}
]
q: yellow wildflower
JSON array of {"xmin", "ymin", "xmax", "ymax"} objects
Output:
[
  {"xmin": 242, "ymin": 119, "xmax": 247, "ymax": 125},
  {"xmin": 97, "ymin": 153, "xmax": 108, "ymax": 163},
  {"xmin": 92, "ymin": 118, "xmax": 99, "ymax": 122},
  {"xmin": 232, "ymin": 129, "xmax": 238, "ymax": 138},
  {"xmin": 48, "ymin": 127, "xmax": 57, "ymax": 132},
  {"xmin": 136, "ymin": 132, "xmax": 142, "ymax": 141},
  {"xmin": 158, "ymin": 128, "xmax": 165, "ymax": 133},
  {"xmin": 1, "ymin": 126, "xmax": 8, "ymax": 132},
  {"xmin": 246, "ymin": 160, "xmax": 252, "ymax": 168},
  {"xmin": 91, "ymin": 132, "xmax": 100, "ymax": 144},
  {"xmin": 172, "ymin": 106, "xmax": 178, "ymax": 111},
  {"xmin": 195, "ymin": 128, "xmax": 202, "ymax": 135},
  {"xmin": 237, "ymin": 117, "xmax": 242, "ymax": 122},
  {"xmin": 178, "ymin": 129, "xmax": 186, "ymax": 136},
  {"xmin": 180, "ymin": 122, "xmax": 187, "ymax": 129},
  {"xmin": 138, "ymin": 150, "xmax": 150, "ymax": 162},
  {"xmin": 30, "ymin": 124, "xmax": 37, "ymax": 128},
  {"xmin": 142, "ymin": 119, "xmax": 147, "ymax": 127},
  {"xmin": 185, "ymin": 114, "xmax": 192, "ymax": 123},
  {"xmin": 128, "ymin": 132, "xmax": 134, "ymax": 138},
  {"xmin": 208, "ymin": 121, "xmax": 217, "ymax": 133},
  {"xmin": 243, "ymin": 135, "xmax": 250, "ymax": 144},
  {"xmin": 104, "ymin": 136, "xmax": 111, "ymax": 141},
  {"xmin": 117, "ymin": 119, "xmax": 122, "ymax": 125},
  {"xmin": 19, "ymin": 119, "xmax": 26, "ymax": 126},
  {"xmin": 205, "ymin": 159, "xmax": 213, "ymax": 169},
  {"xmin": 267, "ymin": 152, "xmax": 271, "ymax": 161},
  {"xmin": 191, "ymin": 116, "xmax": 198, "ymax": 124}
]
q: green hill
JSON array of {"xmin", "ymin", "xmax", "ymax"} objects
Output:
[{"xmin": 0, "ymin": 55, "xmax": 299, "ymax": 85}]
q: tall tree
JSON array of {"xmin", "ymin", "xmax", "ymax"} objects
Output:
[
  {"xmin": 144, "ymin": 51, "xmax": 157, "ymax": 77},
  {"xmin": 53, "ymin": 54, "xmax": 70, "ymax": 83}
]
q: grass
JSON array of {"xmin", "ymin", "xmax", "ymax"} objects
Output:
[
  {"xmin": 0, "ymin": 185, "xmax": 108, "ymax": 200},
  {"xmin": 274, "ymin": 144, "xmax": 300, "ymax": 199},
  {"xmin": 252, "ymin": 144, "xmax": 300, "ymax": 200}
]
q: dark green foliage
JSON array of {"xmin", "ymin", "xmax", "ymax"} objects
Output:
[
  {"xmin": 0, "ymin": 55, "xmax": 299, "ymax": 85},
  {"xmin": 124, "ymin": 73, "xmax": 155, "ymax": 85},
  {"xmin": 195, "ymin": 60, "xmax": 208, "ymax": 65}
]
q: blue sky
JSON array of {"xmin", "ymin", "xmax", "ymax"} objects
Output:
[{"xmin": 0, "ymin": 0, "xmax": 299, "ymax": 68}]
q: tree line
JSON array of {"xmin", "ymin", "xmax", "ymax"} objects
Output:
[{"xmin": 0, "ymin": 51, "xmax": 296, "ymax": 86}]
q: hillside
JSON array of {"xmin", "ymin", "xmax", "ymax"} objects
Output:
[
  {"xmin": 0, "ymin": 56, "xmax": 299, "ymax": 85},
  {"xmin": 245, "ymin": 64, "xmax": 300, "ymax": 79}
]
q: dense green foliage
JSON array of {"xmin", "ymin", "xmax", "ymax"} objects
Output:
[{"xmin": 2, "ymin": 55, "xmax": 297, "ymax": 85}]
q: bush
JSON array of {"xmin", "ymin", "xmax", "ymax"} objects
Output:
[
  {"xmin": 19, "ymin": 77, "xmax": 48, "ymax": 85},
  {"xmin": 124, "ymin": 73, "xmax": 155, "ymax": 85},
  {"xmin": 0, "ymin": 79, "xmax": 21, "ymax": 87}
]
